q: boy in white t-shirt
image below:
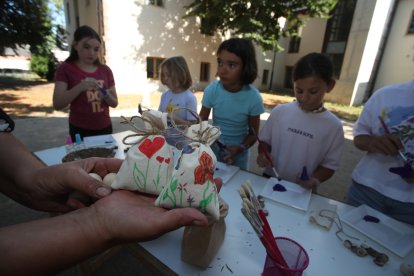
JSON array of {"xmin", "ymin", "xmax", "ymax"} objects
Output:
[{"xmin": 257, "ymin": 53, "xmax": 344, "ymax": 190}]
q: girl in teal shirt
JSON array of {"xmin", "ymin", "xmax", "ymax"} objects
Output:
[{"xmin": 199, "ymin": 38, "xmax": 265, "ymax": 170}]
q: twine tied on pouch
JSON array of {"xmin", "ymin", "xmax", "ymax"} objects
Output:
[
  {"xmin": 168, "ymin": 107, "xmax": 221, "ymax": 147},
  {"xmin": 119, "ymin": 111, "xmax": 168, "ymax": 145}
]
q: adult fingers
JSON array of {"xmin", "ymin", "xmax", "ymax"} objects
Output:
[
  {"xmin": 67, "ymin": 158, "xmax": 124, "ymax": 198},
  {"xmin": 155, "ymin": 208, "xmax": 208, "ymax": 235},
  {"xmin": 80, "ymin": 157, "xmax": 123, "ymax": 178},
  {"xmin": 57, "ymin": 164, "xmax": 112, "ymax": 199}
]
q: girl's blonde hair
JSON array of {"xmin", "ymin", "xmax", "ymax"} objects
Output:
[{"xmin": 160, "ymin": 56, "xmax": 192, "ymax": 91}]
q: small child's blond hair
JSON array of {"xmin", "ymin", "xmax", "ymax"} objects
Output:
[{"xmin": 160, "ymin": 56, "xmax": 192, "ymax": 91}]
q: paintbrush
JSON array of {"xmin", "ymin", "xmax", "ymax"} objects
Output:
[
  {"xmin": 95, "ymin": 83, "xmax": 108, "ymax": 97},
  {"xmin": 378, "ymin": 116, "xmax": 413, "ymax": 179},
  {"xmin": 241, "ymin": 207, "xmax": 285, "ymax": 262},
  {"xmin": 239, "ymin": 181, "xmax": 289, "ymax": 268},
  {"xmin": 242, "ymin": 182, "xmax": 275, "ymax": 239},
  {"xmin": 251, "ymin": 128, "xmax": 282, "ymax": 181}
]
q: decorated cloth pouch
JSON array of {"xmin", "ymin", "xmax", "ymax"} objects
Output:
[
  {"xmin": 181, "ymin": 197, "xmax": 229, "ymax": 269},
  {"xmin": 155, "ymin": 142, "xmax": 220, "ymax": 220},
  {"xmin": 168, "ymin": 107, "xmax": 221, "ymax": 147},
  {"xmin": 141, "ymin": 109, "xmax": 168, "ymax": 131},
  {"xmin": 111, "ymin": 116, "xmax": 174, "ymax": 195},
  {"xmin": 184, "ymin": 121, "xmax": 221, "ymax": 146}
]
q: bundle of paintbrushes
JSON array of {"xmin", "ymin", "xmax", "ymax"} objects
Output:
[{"xmin": 239, "ymin": 180, "xmax": 288, "ymax": 268}]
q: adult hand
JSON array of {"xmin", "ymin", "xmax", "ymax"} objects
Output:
[
  {"xmin": 0, "ymin": 181, "xmax": 208, "ymax": 276},
  {"xmin": 91, "ymin": 190, "xmax": 209, "ymax": 243},
  {"xmin": 26, "ymin": 157, "xmax": 122, "ymax": 213}
]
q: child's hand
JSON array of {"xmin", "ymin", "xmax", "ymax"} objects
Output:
[
  {"xmin": 222, "ymin": 145, "xmax": 242, "ymax": 165},
  {"xmin": 296, "ymin": 177, "xmax": 320, "ymax": 190},
  {"xmin": 365, "ymin": 134, "xmax": 403, "ymax": 155},
  {"xmin": 256, "ymin": 153, "xmax": 271, "ymax": 167},
  {"xmin": 80, "ymin": 77, "xmax": 97, "ymax": 91}
]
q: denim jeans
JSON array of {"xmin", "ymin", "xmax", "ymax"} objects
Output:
[{"xmin": 346, "ymin": 180, "xmax": 414, "ymax": 225}]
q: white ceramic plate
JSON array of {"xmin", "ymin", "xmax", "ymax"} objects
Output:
[
  {"xmin": 341, "ymin": 204, "xmax": 414, "ymax": 257},
  {"xmin": 259, "ymin": 177, "xmax": 311, "ymax": 211},
  {"xmin": 84, "ymin": 134, "xmax": 116, "ymax": 148},
  {"xmin": 214, "ymin": 162, "xmax": 240, "ymax": 184}
]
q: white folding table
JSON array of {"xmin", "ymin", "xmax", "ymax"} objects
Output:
[{"xmin": 34, "ymin": 131, "xmax": 414, "ymax": 276}]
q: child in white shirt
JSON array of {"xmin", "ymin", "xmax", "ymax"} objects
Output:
[
  {"xmin": 257, "ymin": 53, "xmax": 344, "ymax": 190},
  {"xmin": 158, "ymin": 56, "xmax": 197, "ymax": 148}
]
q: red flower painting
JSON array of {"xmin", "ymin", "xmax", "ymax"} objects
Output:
[{"xmin": 194, "ymin": 151, "xmax": 214, "ymax": 184}]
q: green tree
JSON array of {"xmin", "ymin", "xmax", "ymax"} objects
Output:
[
  {"xmin": 0, "ymin": 0, "xmax": 52, "ymax": 54},
  {"xmin": 184, "ymin": 0, "xmax": 337, "ymax": 51},
  {"xmin": 0, "ymin": 0, "xmax": 66, "ymax": 80},
  {"xmin": 49, "ymin": 0, "xmax": 68, "ymax": 50}
]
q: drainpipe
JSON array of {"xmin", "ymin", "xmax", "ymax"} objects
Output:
[
  {"xmin": 364, "ymin": 0, "xmax": 399, "ymax": 101},
  {"xmin": 96, "ymin": 0, "xmax": 105, "ymax": 63},
  {"xmin": 268, "ymin": 49, "xmax": 277, "ymax": 91}
]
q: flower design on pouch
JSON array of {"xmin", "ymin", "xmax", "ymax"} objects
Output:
[
  {"xmin": 194, "ymin": 151, "xmax": 214, "ymax": 184},
  {"xmin": 187, "ymin": 194, "xmax": 195, "ymax": 207}
]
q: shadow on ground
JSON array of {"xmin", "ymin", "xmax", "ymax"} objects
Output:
[
  {"xmin": 0, "ymin": 98, "xmax": 58, "ymax": 118},
  {"xmin": 0, "ymin": 75, "xmax": 46, "ymax": 90}
]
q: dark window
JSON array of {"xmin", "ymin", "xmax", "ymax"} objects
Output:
[
  {"xmin": 288, "ymin": 36, "xmax": 301, "ymax": 53},
  {"xmin": 408, "ymin": 11, "xmax": 414, "ymax": 34},
  {"xmin": 148, "ymin": 0, "xmax": 163, "ymax": 7},
  {"xmin": 322, "ymin": 0, "xmax": 357, "ymax": 78},
  {"xmin": 73, "ymin": 0, "xmax": 79, "ymax": 29},
  {"xmin": 262, "ymin": 69, "xmax": 269, "ymax": 85},
  {"xmin": 146, "ymin": 57, "xmax": 165, "ymax": 79},
  {"xmin": 200, "ymin": 62, "xmax": 210, "ymax": 82},
  {"xmin": 284, "ymin": 66, "xmax": 293, "ymax": 89}
]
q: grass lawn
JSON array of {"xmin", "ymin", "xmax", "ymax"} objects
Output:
[{"xmin": 260, "ymin": 91, "xmax": 362, "ymax": 122}]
